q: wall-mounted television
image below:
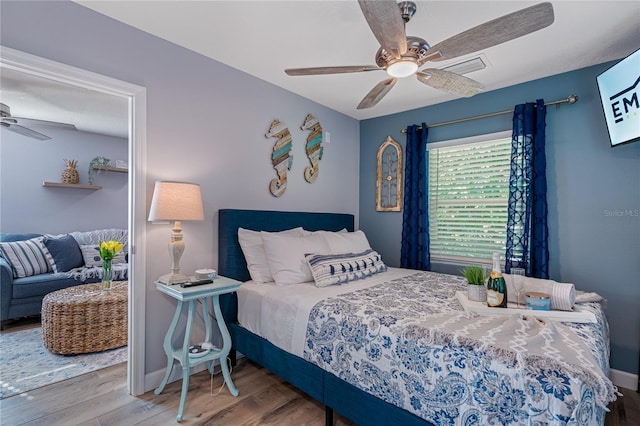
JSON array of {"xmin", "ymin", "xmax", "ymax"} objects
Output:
[{"xmin": 596, "ymin": 49, "xmax": 640, "ymax": 147}]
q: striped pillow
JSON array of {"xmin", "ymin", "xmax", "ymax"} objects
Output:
[
  {"xmin": 0, "ymin": 237, "xmax": 53, "ymax": 278},
  {"xmin": 305, "ymin": 249, "xmax": 387, "ymax": 288}
]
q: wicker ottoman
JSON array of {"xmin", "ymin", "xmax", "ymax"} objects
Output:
[{"xmin": 41, "ymin": 281, "xmax": 128, "ymax": 354}]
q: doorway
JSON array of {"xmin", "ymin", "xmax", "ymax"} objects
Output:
[{"xmin": 0, "ymin": 46, "xmax": 147, "ymax": 396}]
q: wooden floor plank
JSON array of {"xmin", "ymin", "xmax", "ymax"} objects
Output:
[
  {"xmin": 187, "ymin": 384, "xmax": 302, "ymax": 425},
  {"xmin": 133, "ymin": 361, "xmax": 294, "ymax": 425},
  {"xmin": 92, "ymin": 382, "xmax": 183, "ymax": 426},
  {"xmin": 20, "ymin": 386, "xmax": 133, "ymax": 426},
  {"xmin": 254, "ymin": 394, "xmax": 324, "ymax": 426},
  {"xmin": 0, "ymin": 364, "xmax": 127, "ymax": 423}
]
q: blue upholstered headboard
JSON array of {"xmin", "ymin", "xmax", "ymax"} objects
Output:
[
  {"xmin": 218, "ymin": 209, "xmax": 355, "ymax": 282},
  {"xmin": 218, "ymin": 209, "xmax": 354, "ymax": 323}
]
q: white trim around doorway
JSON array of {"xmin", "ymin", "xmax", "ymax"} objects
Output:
[{"xmin": 1, "ymin": 45, "xmax": 147, "ymax": 396}]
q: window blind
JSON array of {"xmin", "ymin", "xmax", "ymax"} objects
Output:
[{"xmin": 428, "ymin": 136, "xmax": 511, "ymax": 263}]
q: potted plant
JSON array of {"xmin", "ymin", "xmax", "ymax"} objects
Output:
[
  {"xmin": 88, "ymin": 156, "xmax": 110, "ymax": 185},
  {"xmin": 462, "ymin": 265, "xmax": 487, "ymax": 302}
]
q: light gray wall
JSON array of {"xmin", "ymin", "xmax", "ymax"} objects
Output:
[
  {"xmin": 0, "ymin": 127, "xmax": 128, "ymax": 234},
  {"xmin": 360, "ymin": 63, "xmax": 640, "ymax": 375},
  {"xmin": 1, "ymin": 1, "xmax": 360, "ymax": 375}
]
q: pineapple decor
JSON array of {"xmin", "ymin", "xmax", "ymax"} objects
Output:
[{"xmin": 61, "ymin": 159, "xmax": 80, "ymax": 184}]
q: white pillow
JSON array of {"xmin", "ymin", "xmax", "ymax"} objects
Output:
[
  {"xmin": 321, "ymin": 230, "xmax": 371, "ymax": 254},
  {"xmin": 302, "ymin": 228, "xmax": 348, "ymax": 236},
  {"xmin": 238, "ymin": 227, "xmax": 304, "ymax": 283},
  {"xmin": 261, "ymin": 232, "xmax": 331, "ymax": 285}
]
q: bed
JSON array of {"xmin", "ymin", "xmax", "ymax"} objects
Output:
[{"xmin": 218, "ymin": 209, "xmax": 617, "ymax": 425}]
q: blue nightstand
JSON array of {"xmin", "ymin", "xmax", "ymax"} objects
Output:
[{"xmin": 154, "ymin": 276, "xmax": 240, "ymax": 422}]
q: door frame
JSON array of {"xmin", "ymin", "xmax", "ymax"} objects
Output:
[{"xmin": 1, "ymin": 45, "xmax": 147, "ymax": 395}]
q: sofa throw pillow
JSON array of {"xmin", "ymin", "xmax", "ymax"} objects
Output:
[
  {"xmin": 238, "ymin": 227, "xmax": 304, "ymax": 283},
  {"xmin": 70, "ymin": 229, "xmax": 128, "ymax": 260},
  {"xmin": 80, "ymin": 244, "xmax": 126, "ymax": 268},
  {"xmin": 0, "ymin": 237, "xmax": 53, "ymax": 278},
  {"xmin": 43, "ymin": 234, "xmax": 85, "ymax": 273},
  {"xmin": 306, "ymin": 249, "xmax": 387, "ymax": 288},
  {"xmin": 261, "ymin": 232, "xmax": 331, "ymax": 285}
]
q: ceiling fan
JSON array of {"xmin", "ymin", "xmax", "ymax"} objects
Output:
[
  {"xmin": 285, "ymin": 1, "xmax": 554, "ymax": 109},
  {"xmin": 1, "ymin": 102, "xmax": 77, "ymax": 140}
]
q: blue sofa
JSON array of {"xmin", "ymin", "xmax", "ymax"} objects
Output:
[{"xmin": 0, "ymin": 229, "xmax": 128, "ymax": 325}]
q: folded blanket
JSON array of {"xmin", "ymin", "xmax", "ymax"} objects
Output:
[
  {"xmin": 65, "ymin": 263, "xmax": 128, "ymax": 282},
  {"xmin": 504, "ymin": 275, "xmax": 575, "ymax": 311},
  {"xmin": 575, "ymin": 291, "xmax": 606, "ymax": 305}
]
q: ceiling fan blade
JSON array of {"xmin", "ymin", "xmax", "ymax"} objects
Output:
[
  {"xmin": 425, "ymin": 2, "xmax": 554, "ymax": 62},
  {"xmin": 1, "ymin": 122, "xmax": 51, "ymax": 140},
  {"xmin": 357, "ymin": 77, "xmax": 397, "ymax": 109},
  {"xmin": 285, "ymin": 65, "xmax": 382, "ymax": 76},
  {"xmin": 416, "ymin": 69, "xmax": 483, "ymax": 98},
  {"xmin": 358, "ymin": 0, "xmax": 407, "ymax": 58},
  {"xmin": 11, "ymin": 117, "xmax": 77, "ymax": 131}
]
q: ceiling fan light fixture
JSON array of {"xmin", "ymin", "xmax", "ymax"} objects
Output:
[{"xmin": 386, "ymin": 60, "xmax": 418, "ymax": 78}]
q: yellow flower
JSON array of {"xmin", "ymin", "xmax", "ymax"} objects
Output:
[{"xmin": 99, "ymin": 239, "xmax": 124, "ymax": 261}]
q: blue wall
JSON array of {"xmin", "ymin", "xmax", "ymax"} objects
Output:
[{"xmin": 360, "ymin": 63, "xmax": 640, "ymax": 375}]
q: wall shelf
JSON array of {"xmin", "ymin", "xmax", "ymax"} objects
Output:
[
  {"xmin": 92, "ymin": 165, "xmax": 128, "ymax": 173},
  {"xmin": 42, "ymin": 182, "xmax": 102, "ymax": 190}
]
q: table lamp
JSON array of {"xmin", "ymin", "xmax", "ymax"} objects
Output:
[{"xmin": 148, "ymin": 181, "xmax": 204, "ymax": 284}]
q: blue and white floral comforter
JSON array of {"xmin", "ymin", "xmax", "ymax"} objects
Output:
[{"xmin": 303, "ymin": 271, "xmax": 617, "ymax": 425}]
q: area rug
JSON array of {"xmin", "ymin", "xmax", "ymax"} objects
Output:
[{"xmin": 0, "ymin": 326, "xmax": 127, "ymax": 399}]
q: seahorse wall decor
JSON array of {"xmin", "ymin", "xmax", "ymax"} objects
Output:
[
  {"xmin": 264, "ymin": 119, "xmax": 293, "ymax": 197},
  {"xmin": 300, "ymin": 113, "xmax": 323, "ymax": 183}
]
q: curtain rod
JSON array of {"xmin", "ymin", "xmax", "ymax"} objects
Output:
[{"xmin": 401, "ymin": 94, "xmax": 578, "ymax": 133}]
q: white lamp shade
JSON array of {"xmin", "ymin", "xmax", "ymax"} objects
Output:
[{"xmin": 148, "ymin": 181, "xmax": 204, "ymax": 222}]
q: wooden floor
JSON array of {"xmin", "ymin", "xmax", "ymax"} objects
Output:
[
  {"xmin": 0, "ymin": 359, "xmax": 637, "ymax": 425},
  {"xmin": 0, "ymin": 359, "xmax": 354, "ymax": 425}
]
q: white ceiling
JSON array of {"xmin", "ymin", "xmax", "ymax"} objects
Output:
[
  {"xmin": 0, "ymin": 68, "xmax": 128, "ymax": 139},
  {"xmin": 1, "ymin": 1, "xmax": 639, "ymax": 140},
  {"xmin": 75, "ymin": 0, "xmax": 639, "ymax": 119}
]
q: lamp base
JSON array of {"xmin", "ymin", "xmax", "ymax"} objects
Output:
[{"xmin": 158, "ymin": 272, "xmax": 190, "ymax": 285}]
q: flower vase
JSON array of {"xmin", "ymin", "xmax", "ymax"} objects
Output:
[{"xmin": 102, "ymin": 259, "xmax": 112, "ymax": 291}]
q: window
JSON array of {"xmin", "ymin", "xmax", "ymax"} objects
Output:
[{"xmin": 428, "ymin": 131, "xmax": 511, "ymax": 263}]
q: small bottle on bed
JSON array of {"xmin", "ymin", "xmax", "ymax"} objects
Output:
[{"xmin": 486, "ymin": 252, "xmax": 508, "ymax": 308}]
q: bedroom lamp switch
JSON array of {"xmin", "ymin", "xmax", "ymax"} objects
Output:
[{"xmin": 324, "ymin": 131, "xmax": 331, "ymax": 144}]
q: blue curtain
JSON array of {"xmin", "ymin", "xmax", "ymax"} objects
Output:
[
  {"xmin": 400, "ymin": 123, "xmax": 430, "ymax": 270},
  {"xmin": 505, "ymin": 99, "xmax": 549, "ymax": 278}
]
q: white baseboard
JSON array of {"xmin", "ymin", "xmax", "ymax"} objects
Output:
[{"xmin": 610, "ymin": 368, "xmax": 638, "ymax": 391}]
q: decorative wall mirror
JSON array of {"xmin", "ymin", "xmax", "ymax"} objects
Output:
[{"xmin": 376, "ymin": 135, "xmax": 403, "ymax": 212}]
